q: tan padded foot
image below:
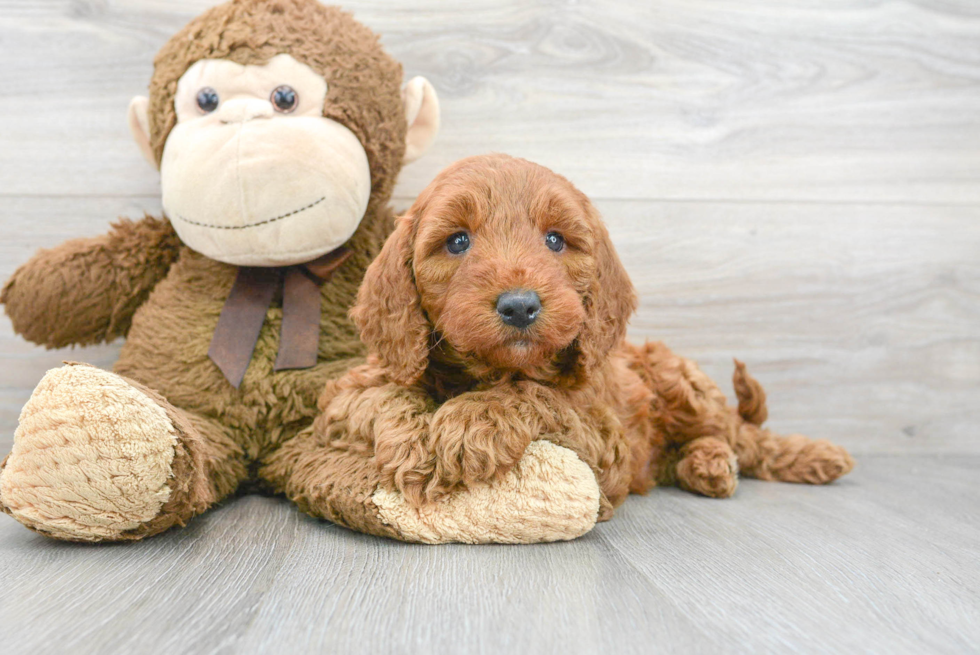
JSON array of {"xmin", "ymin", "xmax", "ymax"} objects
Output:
[
  {"xmin": 0, "ymin": 365, "xmax": 177, "ymax": 541},
  {"xmin": 372, "ymin": 440, "xmax": 601, "ymax": 544}
]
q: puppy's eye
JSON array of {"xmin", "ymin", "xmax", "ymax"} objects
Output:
[
  {"xmin": 545, "ymin": 231, "xmax": 565, "ymax": 252},
  {"xmin": 196, "ymin": 87, "xmax": 220, "ymax": 113},
  {"xmin": 271, "ymin": 85, "xmax": 298, "ymax": 113},
  {"xmin": 446, "ymin": 231, "xmax": 471, "ymax": 255}
]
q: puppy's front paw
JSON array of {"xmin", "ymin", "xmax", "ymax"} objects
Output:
[{"xmin": 422, "ymin": 397, "xmax": 534, "ymax": 501}]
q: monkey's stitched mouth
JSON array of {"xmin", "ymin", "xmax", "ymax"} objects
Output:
[{"xmin": 169, "ymin": 196, "xmax": 327, "ymax": 230}]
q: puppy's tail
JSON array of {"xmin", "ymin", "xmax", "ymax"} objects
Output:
[
  {"xmin": 731, "ymin": 361, "xmax": 854, "ymax": 484},
  {"xmin": 733, "ymin": 359, "xmax": 768, "ymax": 426}
]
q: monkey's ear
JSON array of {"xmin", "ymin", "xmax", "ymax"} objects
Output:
[
  {"xmin": 128, "ymin": 96, "xmax": 158, "ymax": 170},
  {"xmin": 402, "ymin": 77, "xmax": 440, "ymax": 164}
]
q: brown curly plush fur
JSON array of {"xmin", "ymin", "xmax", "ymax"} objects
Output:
[
  {"xmin": 0, "ymin": 0, "xmax": 410, "ymax": 541},
  {"xmin": 307, "ymin": 154, "xmax": 854, "ymax": 527}
]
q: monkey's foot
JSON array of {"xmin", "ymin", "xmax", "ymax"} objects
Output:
[
  {"xmin": 372, "ymin": 440, "xmax": 601, "ymax": 544},
  {"xmin": 676, "ymin": 437, "xmax": 739, "ymax": 498},
  {"xmin": 0, "ymin": 364, "xmax": 178, "ymax": 541}
]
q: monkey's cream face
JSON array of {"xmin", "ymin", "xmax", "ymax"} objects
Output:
[{"xmin": 160, "ymin": 54, "xmax": 371, "ymax": 266}]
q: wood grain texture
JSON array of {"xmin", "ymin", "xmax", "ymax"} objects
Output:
[
  {"xmin": 0, "ymin": 1, "xmax": 979, "ymax": 202},
  {"xmin": 1, "ymin": 455, "xmax": 977, "ymax": 655},
  {"xmin": 0, "ymin": 2, "xmax": 978, "ymax": 653},
  {"xmin": 2, "ymin": 198, "xmax": 976, "ymax": 455}
]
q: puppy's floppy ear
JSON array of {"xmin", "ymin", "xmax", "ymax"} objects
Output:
[
  {"xmin": 350, "ymin": 214, "xmax": 430, "ymax": 385},
  {"xmin": 576, "ymin": 206, "xmax": 638, "ymax": 373}
]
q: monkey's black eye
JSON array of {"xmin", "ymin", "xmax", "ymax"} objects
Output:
[
  {"xmin": 446, "ymin": 232, "xmax": 471, "ymax": 255},
  {"xmin": 271, "ymin": 85, "xmax": 298, "ymax": 113},
  {"xmin": 196, "ymin": 87, "xmax": 219, "ymax": 113},
  {"xmin": 545, "ymin": 231, "xmax": 565, "ymax": 252}
]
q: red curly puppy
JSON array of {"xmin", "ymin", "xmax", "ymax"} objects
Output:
[{"xmin": 323, "ymin": 154, "xmax": 854, "ymax": 521}]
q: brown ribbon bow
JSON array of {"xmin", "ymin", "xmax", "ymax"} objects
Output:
[{"xmin": 208, "ymin": 247, "xmax": 352, "ymax": 388}]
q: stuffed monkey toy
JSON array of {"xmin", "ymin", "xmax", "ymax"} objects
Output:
[{"xmin": 0, "ymin": 0, "xmax": 601, "ymax": 544}]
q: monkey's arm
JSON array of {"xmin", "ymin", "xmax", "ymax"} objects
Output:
[
  {"xmin": 266, "ymin": 364, "xmax": 602, "ymax": 544},
  {"xmin": 1, "ymin": 215, "xmax": 182, "ymax": 348}
]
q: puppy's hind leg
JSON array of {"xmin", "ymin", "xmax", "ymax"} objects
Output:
[
  {"xmin": 621, "ymin": 340, "xmax": 740, "ymax": 497},
  {"xmin": 675, "ymin": 437, "xmax": 739, "ymax": 498}
]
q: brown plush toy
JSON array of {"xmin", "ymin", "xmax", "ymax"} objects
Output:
[{"xmin": 0, "ymin": 0, "xmax": 601, "ymax": 544}]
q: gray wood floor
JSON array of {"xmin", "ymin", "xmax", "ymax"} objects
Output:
[
  {"xmin": 1, "ymin": 1, "xmax": 978, "ymax": 654},
  {"xmin": 2, "ymin": 455, "xmax": 978, "ymax": 655}
]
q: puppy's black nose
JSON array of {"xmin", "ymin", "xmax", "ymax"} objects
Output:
[{"xmin": 496, "ymin": 290, "xmax": 542, "ymax": 329}]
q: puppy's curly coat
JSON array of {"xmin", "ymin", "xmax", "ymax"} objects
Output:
[{"xmin": 321, "ymin": 154, "xmax": 854, "ymax": 523}]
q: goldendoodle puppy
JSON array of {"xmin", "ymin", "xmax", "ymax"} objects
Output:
[{"xmin": 302, "ymin": 154, "xmax": 855, "ymax": 525}]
